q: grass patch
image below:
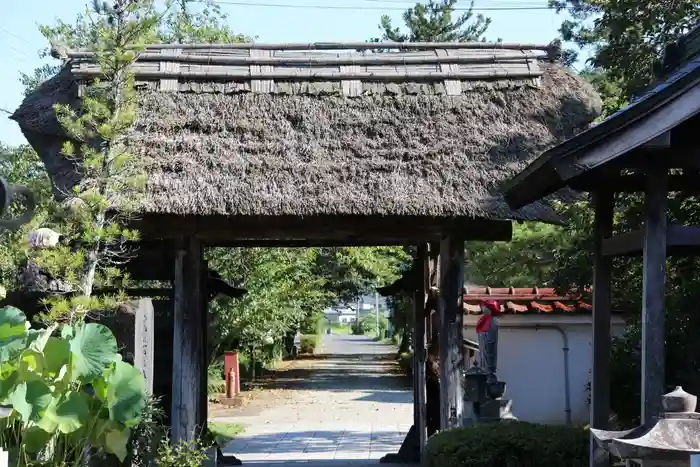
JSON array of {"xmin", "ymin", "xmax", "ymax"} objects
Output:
[
  {"xmin": 329, "ymin": 324, "xmax": 352, "ymax": 335},
  {"xmin": 209, "ymin": 422, "xmax": 245, "ymax": 446}
]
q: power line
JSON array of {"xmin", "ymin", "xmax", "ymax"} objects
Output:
[
  {"xmin": 206, "ymin": 0, "xmax": 552, "ymax": 11},
  {"xmin": 0, "ymin": 26, "xmax": 40, "ymax": 51},
  {"xmin": 344, "ymin": 0, "xmax": 549, "ymax": 5}
]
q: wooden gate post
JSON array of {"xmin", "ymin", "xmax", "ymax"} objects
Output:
[
  {"xmin": 171, "ymin": 237, "xmax": 205, "ymax": 442},
  {"xmin": 413, "ymin": 244, "xmax": 428, "ymax": 453},
  {"xmin": 641, "ymin": 169, "xmax": 668, "ymax": 425},
  {"xmin": 438, "ymin": 233, "xmax": 465, "ymax": 429}
]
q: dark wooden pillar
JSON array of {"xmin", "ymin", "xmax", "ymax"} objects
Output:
[
  {"xmin": 438, "ymin": 234, "xmax": 465, "ymax": 429},
  {"xmin": 199, "ymin": 260, "xmax": 209, "ymax": 433},
  {"xmin": 171, "ymin": 237, "xmax": 205, "ymax": 442},
  {"xmin": 413, "ymin": 244, "xmax": 428, "ymax": 453},
  {"xmin": 641, "ymin": 170, "xmax": 667, "ymax": 424},
  {"xmin": 590, "ymin": 190, "xmax": 613, "ymax": 467},
  {"xmin": 428, "ymin": 243, "xmax": 440, "ymax": 343}
]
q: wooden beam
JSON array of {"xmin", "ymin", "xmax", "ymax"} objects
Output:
[
  {"xmin": 604, "ymin": 173, "xmax": 700, "ymax": 194},
  {"xmin": 413, "ymin": 244, "xmax": 428, "ymax": 455},
  {"xmin": 590, "ymin": 190, "xmax": 613, "ymax": 467},
  {"xmin": 640, "ymin": 131, "xmax": 671, "ymax": 149},
  {"xmin": 438, "ymin": 234, "xmax": 465, "ymax": 429},
  {"xmin": 602, "ymin": 224, "xmax": 700, "ymax": 257},
  {"xmin": 134, "ymin": 215, "xmax": 513, "ymax": 245},
  {"xmin": 601, "ymin": 230, "xmax": 644, "ymax": 257},
  {"xmin": 171, "ymin": 237, "xmax": 205, "ymax": 442},
  {"xmin": 95, "ymin": 287, "xmax": 173, "ymax": 297},
  {"xmin": 641, "ymin": 170, "xmax": 667, "ymax": 425},
  {"xmin": 74, "ymin": 40, "xmax": 554, "ymax": 52}
]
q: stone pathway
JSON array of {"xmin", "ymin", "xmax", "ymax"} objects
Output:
[{"xmin": 212, "ymin": 334, "xmax": 414, "ymax": 466}]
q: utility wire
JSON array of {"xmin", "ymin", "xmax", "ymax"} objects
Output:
[
  {"xmin": 205, "ymin": 0, "xmax": 552, "ymax": 11},
  {"xmin": 0, "ymin": 26, "xmax": 40, "ymax": 51},
  {"xmin": 340, "ymin": 0, "xmax": 549, "ymax": 5}
]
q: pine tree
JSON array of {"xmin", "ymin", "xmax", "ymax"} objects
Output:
[
  {"xmin": 372, "ymin": 0, "xmax": 491, "ymax": 43},
  {"xmin": 33, "ymin": 0, "xmax": 158, "ymax": 323}
]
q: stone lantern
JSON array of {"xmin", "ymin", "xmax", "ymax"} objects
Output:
[{"xmin": 591, "ymin": 386, "xmax": 700, "ymax": 467}]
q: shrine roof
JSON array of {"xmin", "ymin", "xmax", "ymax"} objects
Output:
[
  {"xmin": 504, "ymin": 23, "xmax": 700, "ymax": 209},
  {"xmin": 463, "ymin": 286, "xmax": 592, "ymax": 314}
]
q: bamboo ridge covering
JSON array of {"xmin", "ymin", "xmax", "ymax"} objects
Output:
[
  {"xmin": 13, "ymin": 41, "xmax": 601, "ymax": 221},
  {"xmin": 67, "ymin": 46, "xmax": 548, "ymax": 88}
]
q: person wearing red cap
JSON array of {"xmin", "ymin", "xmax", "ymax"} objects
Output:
[{"xmin": 476, "ymin": 299, "xmax": 501, "ymax": 382}]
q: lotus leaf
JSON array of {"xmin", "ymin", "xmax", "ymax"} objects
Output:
[
  {"xmin": 106, "ymin": 360, "xmax": 145, "ymax": 426},
  {"xmin": 0, "ymin": 307, "xmax": 28, "ymax": 362},
  {"xmin": 7, "ymin": 380, "xmax": 52, "ymax": 421},
  {"xmin": 69, "ymin": 323, "xmax": 118, "ymax": 382},
  {"xmin": 22, "ymin": 426, "xmax": 52, "ymax": 454},
  {"xmin": 46, "ymin": 391, "xmax": 90, "ymax": 434}
]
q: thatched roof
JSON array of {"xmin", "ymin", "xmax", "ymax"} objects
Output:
[{"xmin": 12, "ymin": 41, "xmax": 601, "ymax": 223}]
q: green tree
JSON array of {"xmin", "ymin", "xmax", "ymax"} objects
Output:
[
  {"xmin": 20, "ymin": 0, "xmax": 252, "ymax": 96},
  {"xmin": 0, "ymin": 144, "xmax": 54, "ymax": 290},
  {"xmin": 32, "ymin": 0, "xmax": 158, "ymax": 323},
  {"xmin": 544, "ymin": 1, "xmax": 700, "ymax": 424},
  {"xmin": 550, "ymin": 0, "xmax": 700, "ymax": 99},
  {"xmin": 465, "ymin": 221, "xmax": 574, "ymax": 287},
  {"xmin": 371, "ymin": 0, "xmax": 491, "ymax": 43},
  {"xmin": 207, "ymin": 247, "xmax": 408, "ymax": 370}
]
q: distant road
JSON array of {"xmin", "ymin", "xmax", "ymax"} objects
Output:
[{"xmin": 216, "ymin": 333, "xmax": 414, "ymax": 466}]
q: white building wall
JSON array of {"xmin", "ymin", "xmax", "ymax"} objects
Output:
[{"xmin": 463, "ymin": 314, "xmax": 626, "ymax": 425}]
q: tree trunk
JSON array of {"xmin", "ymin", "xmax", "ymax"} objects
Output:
[{"xmin": 398, "ymin": 328, "xmax": 411, "ymax": 355}]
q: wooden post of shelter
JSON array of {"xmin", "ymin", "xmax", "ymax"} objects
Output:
[
  {"xmin": 590, "ymin": 190, "xmax": 613, "ymax": 467},
  {"xmin": 171, "ymin": 237, "xmax": 205, "ymax": 442},
  {"xmin": 641, "ymin": 167, "xmax": 668, "ymax": 425},
  {"xmin": 413, "ymin": 244, "xmax": 428, "ymax": 454},
  {"xmin": 438, "ymin": 233, "xmax": 465, "ymax": 429}
]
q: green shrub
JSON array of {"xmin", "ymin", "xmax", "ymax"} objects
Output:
[
  {"xmin": 156, "ymin": 438, "xmax": 211, "ymax": 467},
  {"xmin": 351, "ymin": 320, "xmax": 364, "ymax": 335},
  {"xmin": 423, "ymin": 422, "xmax": 588, "ymax": 467},
  {"xmin": 299, "ymin": 335, "xmax": 319, "ymax": 354},
  {"xmin": 398, "ymin": 351, "xmax": 413, "ymax": 379},
  {"xmin": 207, "ymin": 360, "xmax": 226, "ymax": 395}
]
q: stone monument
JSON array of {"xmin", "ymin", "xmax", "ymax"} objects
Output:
[{"xmin": 590, "ymin": 386, "xmax": 700, "ymax": 467}]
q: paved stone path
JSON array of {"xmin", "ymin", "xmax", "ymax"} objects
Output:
[{"xmin": 213, "ymin": 334, "xmax": 414, "ymax": 466}]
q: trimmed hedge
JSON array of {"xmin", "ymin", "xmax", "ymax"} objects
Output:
[
  {"xmin": 424, "ymin": 421, "xmax": 588, "ymax": 467},
  {"xmin": 398, "ymin": 351, "xmax": 413, "ymax": 379},
  {"xmin": 299, "ymin": 335, "xmax": 320, "ymax": 354}
]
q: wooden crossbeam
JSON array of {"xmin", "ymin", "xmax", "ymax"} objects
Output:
[
  {"xmin": 601, "ymin": 224, "xmax": 700, "ymax": 257},
  {"xmin": 133, "ymin": 215, "xmax": 513, "ymax": 246}
]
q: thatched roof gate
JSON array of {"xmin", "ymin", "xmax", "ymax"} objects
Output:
[
  {"xmin": 13, "ymin": 40, "xmax": 599, "ymax": 246},
  {"xmin": 11, "ymin": 40, "xmax": 601, "ymax": 456}
]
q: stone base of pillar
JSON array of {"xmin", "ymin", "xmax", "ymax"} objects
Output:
[{"xmin": 379, "ymin": 424, "xmax": 420, "ymax": 464}]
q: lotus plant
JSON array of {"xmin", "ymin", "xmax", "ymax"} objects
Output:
[{"xmin": 0, "ymin": 306, "xmax": 146, "ymax": 466}]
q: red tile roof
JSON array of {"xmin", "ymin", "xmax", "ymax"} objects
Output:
[{"xmin": 463, "ymin": 286, "xmax": 592, "ymax": 315}]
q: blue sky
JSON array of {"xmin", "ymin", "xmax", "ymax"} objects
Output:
[{"xmin": 0, "ymin": 0, "xmax": 578, "ymax": 146}]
